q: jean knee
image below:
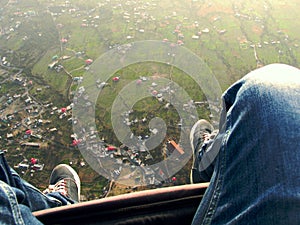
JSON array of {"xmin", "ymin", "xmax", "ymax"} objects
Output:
[
  {"xmin": 242, "ymin": 64, "xmax": 300, "ymax": 91},
  {"xmin": 226, "ymin": 64, "xmax": 300, "ymax": 147},
  {"xmin": 223, "ymin": 64, "xmax": 300, "ymax": 140}
]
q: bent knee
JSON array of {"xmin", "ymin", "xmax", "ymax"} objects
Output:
[{"xmin": 243, "ymin": 63, "xmax": 300, "ymax": 89}]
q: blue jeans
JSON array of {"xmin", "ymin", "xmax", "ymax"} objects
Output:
[
  {"xmin": 0, "ymin": 151, "xmax": 73, "ymax": 224},
  {"xmin": 192, "ymin": 64, "xmax": 300, "ymax": 224}
]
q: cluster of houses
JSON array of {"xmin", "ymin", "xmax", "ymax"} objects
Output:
[
  {"xmin": 0, "ymin": 61, "xmax": 82, "ymax": 175},
  {"xmin": 69, "ymin": 68, "xmax": 212, "ymax": 185},
  {"xmin": 44, "ymin": 0, "xmax": 229, "ymax": 47},
  {"xmin": 2, "ymin": 0, "xmax": 292, "ymax": 82},
  {"xmin": 70, "ymin": 128, "xmax": 181, "ymax": 185},
  {"xmin": 0, "ymin": 3, "xmax": 37, "ymax": 41},
  {"xmin": 14, "ymin": 157, "xmax": 44, "ymax": 176},
  {"xmin": 3, "ymin": 0, "xmax": 299, "ymax": 68},
  {"xmin": 232, "ymin": 2, "xmax": 298, "ymax": 55}
]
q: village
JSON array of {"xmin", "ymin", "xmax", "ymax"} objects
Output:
[
  {"xmin": 1, "ymin": 50, "xmax": 210, "ymax": 187},
  {"xmin": 2, "ymin": 0, "xmax": 296, "ymax": 61}
]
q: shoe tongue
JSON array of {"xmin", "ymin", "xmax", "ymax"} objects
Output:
[
  {"xmin": 50, "ymin": 172, "xmax": 71, "ymax": 185},
  {"xmin": 205, "ymin": 128, "xmax": 212, "ymax": 133}
]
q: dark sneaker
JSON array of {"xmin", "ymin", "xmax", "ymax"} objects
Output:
[
  {"xmin": 190, "ymin": 119, "xmax": 217, "ymax": 184},
  {"xmin": 46, "ymin": 164, "xmax": 81, "ymax": 202}
]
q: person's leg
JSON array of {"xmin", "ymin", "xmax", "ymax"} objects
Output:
[
  {"xmin": 1, "ymin": 150, "xmax": 73, "ymax": 211},
  {"xmin": 9, "ymin": 168, "xmax": 67, "ymax": 211},
  {"xmin": 0, "ymin": 180, "xmax": 43, "ymax": 225},
  {"xmin": 0, "ymin": 150, "xmax": 80, "ymax": 223},
  {"xmin": 192, "ymin": 64, "xmax": 300, "ymax": 224}
]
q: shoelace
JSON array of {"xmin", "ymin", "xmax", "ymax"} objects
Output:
[
  {"xmin": 202, "ymin": 132, "xmax": 211, "ymax": 143},
  {"xmin": 194, "ymin": 131, "xmax": 212, "ymax": 153},
  {"xmin": 43, "ymin": 179, "xmax": 69, "ymax": 197}
]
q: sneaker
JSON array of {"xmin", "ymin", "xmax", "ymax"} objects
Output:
[
  {"xmin": 190, "ymin": 119, "xmax": 217, "ymax": 184},
  {"xmin": 44, "ymin": 164, "xmax": 81, "ymax": 202}
]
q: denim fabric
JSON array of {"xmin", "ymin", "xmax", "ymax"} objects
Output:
[
  {"xmin": 0, "ymin": 151, "xmax": 73, "ymax": 224},
  {"xmin": 0, "ymin": 181, "xmax": 43, "ymax": 225},
  {"xmin": 192, "ymin": 64, "xmax": 300, "ymax": 225}
]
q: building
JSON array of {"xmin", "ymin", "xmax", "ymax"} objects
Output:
[
  {"xmin": 21, "ymin": 142, "xmax": 40, "ymax": 148},
  {"xmin": 166, "ymin": 140, "xmax": 184, "ymax": 155}
]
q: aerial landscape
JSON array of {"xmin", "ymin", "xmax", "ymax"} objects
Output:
[{"xmin": 0, "ymin": 0, "xmax": 299, "ymax": 200}]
